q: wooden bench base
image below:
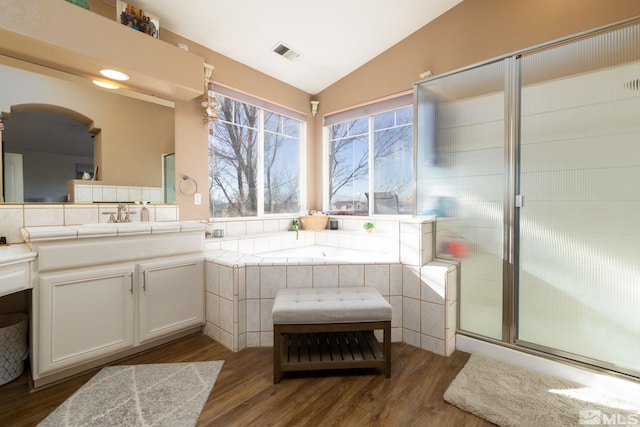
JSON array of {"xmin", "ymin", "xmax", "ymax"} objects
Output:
[{"xmin": 273, "ymin": 321, "xmax": 391, "ymax": 383}]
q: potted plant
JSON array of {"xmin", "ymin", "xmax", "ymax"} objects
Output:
[
  {"xmin": 289, "ymin": 219, "xmax": 300, "ymax": 240},
  {"xmin": 363, "ymin": 222, "xmax": 375, "ymax": 233}
]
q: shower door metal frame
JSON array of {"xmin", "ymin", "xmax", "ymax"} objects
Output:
[{"xmin": 413, "ymin": 15, "xmax": 640, "ymax": 380}]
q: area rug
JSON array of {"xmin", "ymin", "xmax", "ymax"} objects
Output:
[
  {"xmin": 444, "ymin": 353, "xmax": 639, "ymax": 427},
  {"xmin": 39, "ymin": 361, "xmax": 224, "ymax": 427}
]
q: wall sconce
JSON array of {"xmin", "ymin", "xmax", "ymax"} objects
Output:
[{"xmin": 310, "ymin": 100, "xmax": 319, "ymax": 117}]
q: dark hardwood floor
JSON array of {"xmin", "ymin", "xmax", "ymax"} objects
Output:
[{"xmin": 0, "ymin": 333, "xmax": 494, "ymax": 426}]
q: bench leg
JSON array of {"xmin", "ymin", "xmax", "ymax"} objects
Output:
[
  {"xmin": 384, "ymin": 321, "xmax": 391, "ymax": 378},
  {"xmin": 273, "ymin": 324, "xmax": 282, "ymax": 384}
]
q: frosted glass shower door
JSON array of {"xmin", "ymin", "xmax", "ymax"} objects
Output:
[
  {"xmin": 517, "ymin": 24, "xmax": 640, "ymax": 374},
  {"xmin": 416, "ymin": 61, "xmax": 505, "ymax": 340}
]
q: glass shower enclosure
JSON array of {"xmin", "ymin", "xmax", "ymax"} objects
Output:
[{"xmin": 415, "ymin": 21, "xmax": 640, "ymax": 377}]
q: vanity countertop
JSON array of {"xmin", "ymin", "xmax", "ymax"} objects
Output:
[
  {"xmin": 0, "ymin": 243, "xmax": 37, "ymax": 265},
  {"xmin": 20, "ymin": 221, "xmax": 206, "ymax": 243}
]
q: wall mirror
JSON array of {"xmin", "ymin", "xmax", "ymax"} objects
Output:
[{"xmin": 0, "ymin": 54, "xmax": 175, "ymax": 204}]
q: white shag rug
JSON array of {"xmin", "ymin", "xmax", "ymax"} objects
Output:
[
  {"xmin": 444, "ymin": 353, "xmax": 639, "ymax": 427},
  {"xmin": 39, "ymin": 361, "xmax": 224, "ymax": 427}
]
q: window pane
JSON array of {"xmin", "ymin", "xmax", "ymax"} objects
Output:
[
  {"xmin": 264, "ymin": 111, "xmax": 301, "ymax": 214},
  {"xmin": 373, "ymin": 121, "xmax": 413, "ymax": 214},
  {"xmin": 209, "ymin": 95, "xmax": 258, "ymax": 217},
  {"xmin": 373, "ymin": 110, "xmax": 394, "ymax": 130},
  {"xmin": 328, "ymin": 104, "xmax": 413, "ymax": 216},
  {"xmin": 283, "ymin": 116, "xmax": 300, "ymax": 138},
  {"xmin": 264, "ymin": 111, "xmax": 281, "ymax": 133},
  {"xmin": 395, "ymin": 106, "xmax": 413, "ymax": 125},
  {"xmin": 328, "ymin": 120, "xmax": 369, "ymax": 215}
]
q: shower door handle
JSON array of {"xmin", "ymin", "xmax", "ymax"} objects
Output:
[{"xmin": 515, "ymin": 194, "xmax": 524, "ymax": 208}]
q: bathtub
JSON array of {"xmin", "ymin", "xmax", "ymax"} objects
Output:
[{"xmin": 256, "ymin": 245, "xmax": 398, "ymax": 263}]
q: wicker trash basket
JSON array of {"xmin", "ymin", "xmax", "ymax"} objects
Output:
[
  {"xmin": 299, "ymin": 215, "xmax": 329, "ymax": 231},
  {"xmin": 0, "ymin": 313, "xmax": 28, "ymax": 386}
]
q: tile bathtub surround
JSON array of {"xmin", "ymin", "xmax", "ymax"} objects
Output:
[
  {"xmin": 400, "ymin": 219, "xmax": 434, "ymax": 267},
  {"xmin": 203, "ymin": 216, "xmax": 458, "ymax": 358},
  {"xmin": 204, "ymin": 250, "xmax": 405, "ymax": 352}
]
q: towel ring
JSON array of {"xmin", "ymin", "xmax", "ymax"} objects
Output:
[{"xmin": 178, "ymin": 175, "xmax": 198, "ymax": 196}]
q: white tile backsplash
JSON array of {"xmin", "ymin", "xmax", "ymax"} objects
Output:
[
  {"xmin": 0, "ymin": 206, "xmax": 24, "ymax": 244},
  {"xmin": 116, "ymin": 186, "xmax": 130, "ymax": 202},
  {"xmin": 102, "ymin": 186, "xmax": 117, "ymax": 202},
  {"xmin": 64, "ymin": 205, "xmax": 100, "ymax": 225},
  {"xmin": 246, "ymin": 220, "xmax": 264, "ymax": 234},
  {"xmin": 24, "ymin": 205, "xmax": 64, "ymax": 227},
  {"xmin": 226, "ymin": 221, "xmax": 247, "ymax": 236}
]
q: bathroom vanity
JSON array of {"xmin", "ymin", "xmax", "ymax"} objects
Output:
[{"xmin": 21, "ymin": 222, "xmax": 206, "ymax": 387}]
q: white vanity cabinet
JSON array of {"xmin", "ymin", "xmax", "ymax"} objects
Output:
[
  {"xmin": 24, "ymin": 223, "xmax": 206, "ymax": 387},
  {"xmin": 37, "ymin": 265, "xmax": 135, "ymax": 375},
  {"xmin": 138, "ymin": 255, "xmax": 204, "ymax": 344}
]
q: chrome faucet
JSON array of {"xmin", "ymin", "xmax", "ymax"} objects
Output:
[{"xmin": 116, "ymin": 203, "xmax": 134, "ymax": 223}]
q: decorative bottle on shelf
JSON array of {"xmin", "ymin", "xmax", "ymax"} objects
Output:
[{"xmin": 140, "ymin": 201, "xmax": 150, "ymax": 222}]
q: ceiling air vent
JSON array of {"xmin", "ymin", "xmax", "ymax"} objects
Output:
[{"xmin": 272, "ymin": 42, "xmax": 300, "ymax": 61}]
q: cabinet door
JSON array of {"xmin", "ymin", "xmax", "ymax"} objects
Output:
[
  {"xmin": 138, "ymin": 255, "xmax": 204, "ymax": 344},
  {"xmin": 38, "ymin": 265, "xmax": 135, "ymax": 375}
]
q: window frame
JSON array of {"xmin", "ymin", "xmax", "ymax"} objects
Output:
[
  {"xmin": 208, "ymin": 89, "xmax": 306, "ymax": 218},
  {"xmin": 323, "ymin": 95, "xmax": 413, "ymax": 216}
]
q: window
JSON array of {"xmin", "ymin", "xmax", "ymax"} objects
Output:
[
  {"xmin": 326, "ymin": 102, "xmax": 413, "ymax": 215},
  {"xmin": 208, "ymin": 93, "xmax": 304, "ymax": 217}
]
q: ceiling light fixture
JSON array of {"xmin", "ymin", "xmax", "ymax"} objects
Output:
[
  {"xmin": 92, "ymin": 80, "xmax": 119, "ymax": 89},
  {"xmin": 100, "ymin": 69, "xmax": 130, "ymax": 81}
]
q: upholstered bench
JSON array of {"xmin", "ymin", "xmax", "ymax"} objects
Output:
[{"xmin": 272, "ymin": 287, "xmax": 392, "ymax": 383}]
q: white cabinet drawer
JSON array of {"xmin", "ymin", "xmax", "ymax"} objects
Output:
[{"xmin": 0, "ymin": 262, "xmax": 31, "ymax": 298}]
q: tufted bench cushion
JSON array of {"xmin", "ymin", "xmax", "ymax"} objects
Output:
[
  {"xmin": 272, "ymin": 287, "xmax": 392, "ymax": 325},
  {"xmin": 272, "ymin": 287, "xmax": 392, "ymax": 383}
]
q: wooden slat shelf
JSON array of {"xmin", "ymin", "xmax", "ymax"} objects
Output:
[
  {"xmin": 273, "ymin": 321, "xmax": 391, "ymax": 382},
  {"xmin": 281, "ymin": 331, "xmax": 385, "ymax": 372}
]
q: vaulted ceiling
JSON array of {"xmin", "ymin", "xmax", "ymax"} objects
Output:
[{"xmin": 113, "ymin": 0, "xmax": 463, "ymax": 94}]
